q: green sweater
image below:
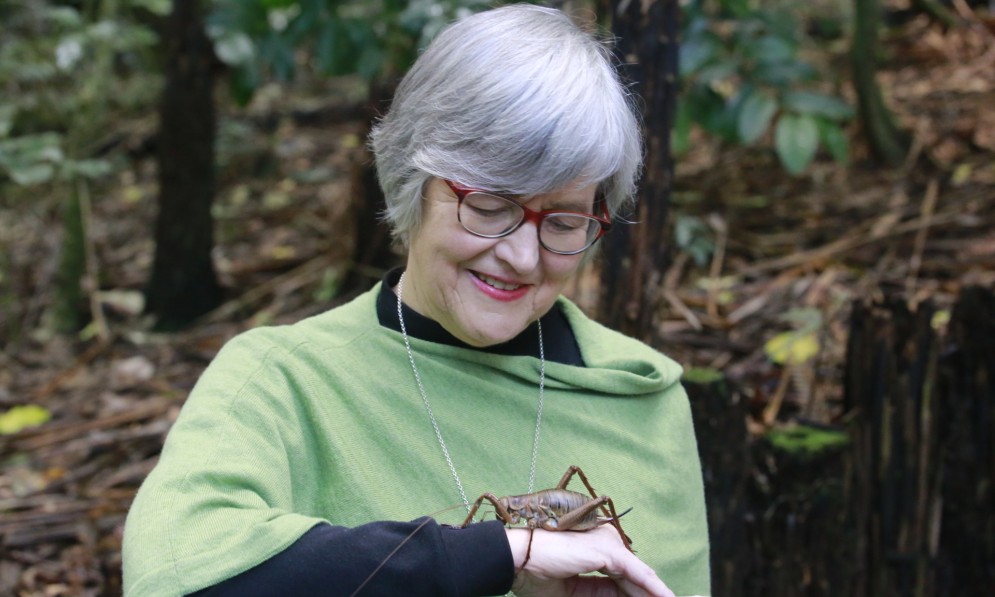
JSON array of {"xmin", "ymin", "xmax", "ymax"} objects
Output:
[{"xmin": 123, "ymin": 284, "xmax": 711, "ymax": 596}]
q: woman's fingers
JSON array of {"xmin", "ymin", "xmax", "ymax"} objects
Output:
[{"xmin": 507, "ymin": 526, "xmax": 675, "ymax": 597}]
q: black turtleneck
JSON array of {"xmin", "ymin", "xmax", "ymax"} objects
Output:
[{"xmin": 376, "ymin": 268, "xmax": 585, "ymax": 366}]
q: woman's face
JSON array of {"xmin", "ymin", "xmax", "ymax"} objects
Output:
[{"xmin": 401, "ymin": 177, "xmax": 597, "ymax": 347}]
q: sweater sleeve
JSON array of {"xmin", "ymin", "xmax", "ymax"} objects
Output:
[
  {"xmin": 188, "ymin": 519, "xmax": 514, "ymax": 597},
  {"xmin": 123, "ymin": 321, "xmax": 519, "ymax": 596}
]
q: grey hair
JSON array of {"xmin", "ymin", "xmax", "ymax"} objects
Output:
[{"xmin": 370, "ymin": 3, "xmax": 643, "ymax": 247}]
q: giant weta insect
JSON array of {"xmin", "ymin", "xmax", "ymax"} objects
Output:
[
  {"xmin": 461, "ymin": 464, "xmax": 634, "ymax": 561},
  {"xmin": 350, "ymin": 465, "xmax": 633, "ymax": 596}
]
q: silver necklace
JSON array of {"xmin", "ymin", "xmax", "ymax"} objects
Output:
[{"xmin": 396, "ymin": 272, "xmax": 546, "ymax": 511}]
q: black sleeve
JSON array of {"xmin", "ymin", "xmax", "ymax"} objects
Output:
[{"xmin": 187, "ymin": 518, "xmax": 514, "ymax": 597}]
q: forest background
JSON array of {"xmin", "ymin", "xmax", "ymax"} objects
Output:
[{"xmin": 0, "ymin": 0, "xmax": 993, "ymax": 595}]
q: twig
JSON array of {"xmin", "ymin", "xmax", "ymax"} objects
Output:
[
  {"xmin": 706, "ymin": 214, "xmax": 729, "ymax": 321},
  {"xmin": 662, "ymin": 288, "xmax": 702, "ymax": 331},
  {"xmin": 1, "ymin": 398, "xmax": 170, "ymax": 453},
  {"xmin": 199, "ymin": 254, "xmax": 335, "ymax": 324},
  {"xmin": 77, "ymin": 179, "xmax": 110, "ymax": 343},
  {"xmin": 762, "ymin": 366, "xmax": 793, "ymax": 426},
  {"xmin": 30, "ymin": 340, "xmax": 109, "ymax": 402},
  {"xmin": 737, "ymin": 210, "xmax": 962, "ymax": 277},
  {"xmin": 951, "ymin": 0, "xmax": 992, "ymax": 34},
  {"xmin": 906, "ymin": 178, "xmax": 940, "ymax": 294}
]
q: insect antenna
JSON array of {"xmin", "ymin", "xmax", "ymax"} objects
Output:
[{"xmin": 349, "ymin": 503, "xmax": 467, "ymax": 597}]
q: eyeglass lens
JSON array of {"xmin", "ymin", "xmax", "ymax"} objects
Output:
[{"xmin": 458, "ymin": 192, "xmax": 601, "ymax": 254}]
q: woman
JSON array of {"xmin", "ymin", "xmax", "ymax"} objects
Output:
[{"xmin": 123, "ymin": 4, "xmax": 710, "ymax": 596}]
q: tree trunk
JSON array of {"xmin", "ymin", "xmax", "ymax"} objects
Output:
[
  {"xmin": 146, "ymin": 0, "xmax": 222, "ymax": 330},
  {"xmin": 600, "ymin": 0, "xmax": 679, "ymax": 342},
  {"xmin": 844, "ymin": 296, "xmax": 943, "ymax": 596},
  {"xmin": 852, "ymin": 0, "xmax": 911, "ymax": 165},
  {"xmin": 341, "ymin": 80, "xmax": 401, "ymax": 295},
  {"xmin": 935, "ymin": 286, "xmax": 995, "ymax": 593},
  {"xmin": 52, "ymin": 181, "xmax": 86, "ymax": 332},
  {"xmin": 843, "ymin": 287, "xmax": 995, "ymax": 596},
  {"xmin": 684, "ymin": 368, "xmax": 753, "ymax": 595}
]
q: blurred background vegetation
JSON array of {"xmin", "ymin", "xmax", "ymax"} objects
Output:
[{"xmin": 1, "ymin": 0, "xmax": 993, "ymax": 595}]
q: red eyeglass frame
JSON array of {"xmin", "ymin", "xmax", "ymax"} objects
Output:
[{"xmin": 444, "ymin": 179, "xmax": 613, "ymax": 252}]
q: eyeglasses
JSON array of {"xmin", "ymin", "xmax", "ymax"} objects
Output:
[{"xmin": 444, "ymin": 180, "xmax": 612, "ymax": 255}]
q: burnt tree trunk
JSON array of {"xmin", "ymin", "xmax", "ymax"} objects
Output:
[
  {"xmin": 684, "ymin": 369, "xmax": 752, "ymax": 595},
  {"xmin": 844, "ymin": 296, "xmax": 944, "ymax": 597},
  {"xmin": 687, "ymin": 288, "xmax": 994, "ymax": 596},
  {"xmin": 146, "ymin": 0, "xmax": 222, "ymax": 329},
  {"xmin": 843, "ymin": 288, "xmax": 995, "ymax": 596},
  {"xmin": 600, "ymin": 0, "xmax": 679, "ymax": 341},
  {"xmin": 935, "ymin": 286, "xmax": 995, "ymax": 593}
]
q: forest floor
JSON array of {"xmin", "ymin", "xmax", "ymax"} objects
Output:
[{"xmin": 0, "ymin": 13, "xmax": 993, "ymax": 597}]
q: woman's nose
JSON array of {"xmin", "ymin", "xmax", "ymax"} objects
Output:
[{"xmin": 494, "ymin": 221, "xmax": 541, "ymax": 273}]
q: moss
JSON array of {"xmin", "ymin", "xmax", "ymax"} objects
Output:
[
  {"xmin": 682, "ymin": 367, "xmax": 725, "ymax": 384},
  {"xmin": 766, "ymin": 424, "xmax": 849, "ymax": 456}
]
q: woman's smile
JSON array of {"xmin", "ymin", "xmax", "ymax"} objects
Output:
[{"xmin": 469, "ymin": 270, "xmax": 531, "ymax": 301}]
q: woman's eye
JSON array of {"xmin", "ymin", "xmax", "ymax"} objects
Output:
[
  {"xmin": 546, "ymin": 216, "xmax": 586, "ymax": 232},
  {"xmin": 469, "ymin": 204, "xmax": 512, "ymax": 218},
  {"xmin": 466, "ymin": 194, "xmax": 517, "ymax": 218}
]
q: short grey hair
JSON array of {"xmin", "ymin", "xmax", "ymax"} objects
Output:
[{"xmin": 370, "ymin": 3, "xmax": 643, "ymax": 247}]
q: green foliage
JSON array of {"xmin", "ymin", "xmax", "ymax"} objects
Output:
[
  {"xmin": 208, "ymin": 0, "xmax": 495, "ymax": 105},
  {"xmin": 683, "ymin": 367, "xmax": 725, "ymax": 384},
  {"xmin": 678, "ymin": 0, "xmax": 853, "ymax": 174},
  {"xmin": 1, "ymin": 0, "xmax": 161, "ymax": 334},
  {"xmin": 674, "ymin": 214, "xmax": 716, "ymax": 266},
  {"xmin": 0, "ymin": 404, "xmax": 52, "ymax": 435},
  {"xmin": 0, "ymin": 0, "xmax": 161, "ymax": 188},
  {"xmin": 765, "ymin": 424, "xmax": 849, "ymax": 457},
  {"xmin": 764, "ymin": 307, "xmax": 823, "ymax": 365}
]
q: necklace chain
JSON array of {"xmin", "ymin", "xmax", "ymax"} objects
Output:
[{"xmin": 396, "ymin": 272, "xmax": 545, "ymax": 512}]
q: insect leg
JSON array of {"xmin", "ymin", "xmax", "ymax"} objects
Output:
[
  {"xmin": 460, "ymin": 492, "xmax": 516, "ymax": 527},
  {"xmin": 555, "ymin": 466, "xmax": 634, "ymax": 552}
]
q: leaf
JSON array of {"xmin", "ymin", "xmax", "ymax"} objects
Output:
[
  {"xmin": 0, "ymin": 132, "xmax": 64, "ymax": 160},
  {"xmin": 752, "ymin": 60, "xmax": 818, "ymax": 87},
  {"xmin": 127, "ymin": 0, "xmax": 171, "ymax": 16},
  {"xmin": 931, "ymin": 309, "xmax": 951, "ymax": 330},
  {"xmin": 780, "ymin": 307, "xmax": 822, "ymax": 329},
  {"xmin": 9, "ymin": 162, "xmax": 55, "ymax": 185},
  {"xmin": 680, "ymin": 33, "xmax": 722, "ymax": 76},
  {"xmin": 818, "ymin": 118, "xmax": 849, "ymax": 164},
  {"xmin": 316, "ymin": 19, "xmax": 353, "ymax": 76},
  {"xmin": 259, "ymin": 0, "xmax": 298, "ymax": 8},
  {"xmin": 229, "ymin": 62, "xmax": 261, "ymax": 106},
  {"xmin": 782, "ymin": 90, "xmax": 854, "ymax": 121},
  {"xmin": 674, "ymin": 215, "xmax": 715, "ymax": 266},
  {"xmin": 65, "ymin": 158, "xmax": 112, "ymax": 180},
  {"xmin": 0, "ymin": 405, "xmax": 52, "ymax": 435},
  {"xmin": 213, "ymin": 31, "xmax": 255, "ymax": 66},
  {"xmin": 775, "ymin": 113, "xmax": 819, "ymax": 175},
  {"xmin": 737, "ymin": 89, "xmax": 778, "ymax": 144},
  {"xmin": 951, "ymin": 163, "xmax": 972, "ymax": 186},
  {"xmin": 0, "ymin": 104, "xmax": 15, "ymax": 138},
  {"xmin": 259, "ymin": 33, "xmax": 295, "ymax": 81},
  {"xmin": 750, "ymin": 35, "xmax": 795, "ymax": 64},
  {"xmin": 695, "ymin": 62, "xmax": 738, "ymax": 86},
  {"xmin": 764, "ymin": 330, "xmax": 820, "ymax": 365}
]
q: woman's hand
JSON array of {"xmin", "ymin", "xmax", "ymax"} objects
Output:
[{"xmin": 506, "ymin": 525, "xmax": 676, "ymax": 597}]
